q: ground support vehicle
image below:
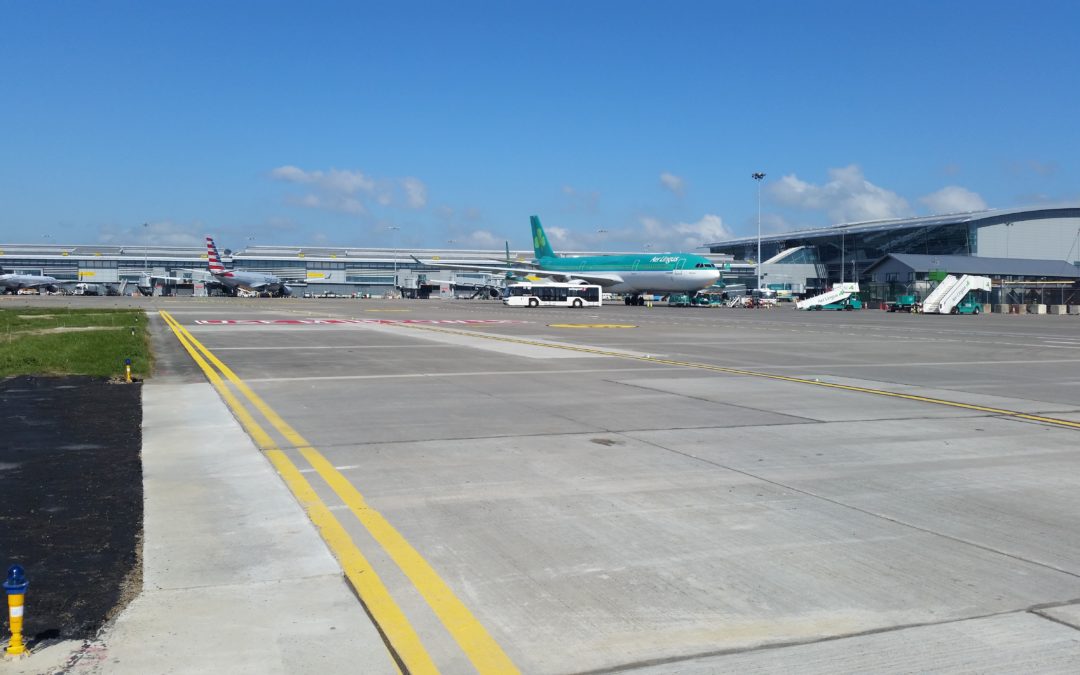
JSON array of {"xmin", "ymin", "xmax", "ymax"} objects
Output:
[
  {"xmin": 888, "ymin": 295, "xmax": 919, "ymax": 312},
  {"xmin": 950, "ymin": 295, "xmax": 983, "ymax": 314},
  {"xmin": 503, "ymin": 282, "xmax": 603, "ymax": 307},
  {"xmin": 922, "ymin": 275, "xmax": 991, "ymax": 314},
  {"xmin": 811, "ymin": 297, "xmax": 863, "ymax": 311}
]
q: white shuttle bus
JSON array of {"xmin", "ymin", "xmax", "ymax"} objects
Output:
[{"xmin": 503, "ymin": 282, "xmax": 603, "ymax": 308}]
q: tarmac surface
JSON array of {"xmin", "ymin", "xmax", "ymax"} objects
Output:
[{"xmin": 3, "ymin": 295, "xmax": 1080, "ymax": 673}]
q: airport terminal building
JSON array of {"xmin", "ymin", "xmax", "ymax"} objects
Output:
[
  {"xmin": 707, "ymin": 206, "xmax": 1080, "ymax": 305},
  {"xmin": 0, "ymin": 241, "xmax": 527, "ymax": 297},
  {"xmin": 3, "ymin": 205, "xmax": 1077, "ymax": 304},
  {"xmin": 1, "ymin": 241, "xmax": 734, "ymax": 299}
]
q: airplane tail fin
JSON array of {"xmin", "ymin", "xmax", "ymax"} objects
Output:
[
  {"xmin": 530, "ymin": 215, "xmax": 556, "ymax": 259},
  {"xmin": 206, "ymin": 236, "xmax": 226, "ymax": 274}
]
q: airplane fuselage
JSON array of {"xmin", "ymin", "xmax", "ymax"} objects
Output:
[
  {"xmin": 213, "ymin": 270, "xmax": 290, "ymax": 295},
  {"xmin": 536, "ymin": 254, "xmax": 720, "ymax": 295},
  {"xmin": 0, "ymin": 273, "xmax": 59, "ymax": 293}
]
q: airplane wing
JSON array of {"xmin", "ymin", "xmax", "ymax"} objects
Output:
[
  {"xmin": 411, "ymin": 256, "xmax": 540, "ymax": 272},
  {"xmin": 409, "ymin": 257, "xmax": 623, "ymax": 286}
]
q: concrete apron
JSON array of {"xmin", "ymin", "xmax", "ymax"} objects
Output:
[{"xmin": 17, "ymin": 381, "xmax": 396, "ymax": 675}]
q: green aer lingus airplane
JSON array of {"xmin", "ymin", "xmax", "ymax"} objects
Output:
[{"xmin": 419, "ymin": 216, "xmax": 721, "ymax": 305}]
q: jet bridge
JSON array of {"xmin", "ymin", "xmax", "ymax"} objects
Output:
[
  {"xmin": 921, "ymin": 275, "xmax": 992, "ymax": 314},
  {"xmin": 796, "ymin": 282, "xmax": 860, "ymax": 310}
]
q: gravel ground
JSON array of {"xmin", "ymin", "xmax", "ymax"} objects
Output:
[{"xmin": 0, "ymin": 376, "xmax": 142, "ymax": 645}]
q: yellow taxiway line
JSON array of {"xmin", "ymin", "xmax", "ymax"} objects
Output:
[
  {"xmin": 159, "ymin": 311, "xmax": 519, "ymax": 675},
  {"xmin": 394, "ymin": 322, "xmax": 1080, "ymax": 432}
]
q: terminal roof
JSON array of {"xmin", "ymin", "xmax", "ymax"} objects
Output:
[
  {"xmin": 709, "ymin": 205, "xmax": 1080, "ymax": 247},
  {"xmin": 863, "ymin": 253, "xmax": 1080, "ymax": 279}
]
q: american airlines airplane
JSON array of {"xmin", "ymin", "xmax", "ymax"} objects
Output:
[
  {"xmin": 0, "ymin": 269, "xmax": 59, "ymax": 294},
  {"xmin": 203, "ymin": 236, "xmax": 296, "ymax": 296}
]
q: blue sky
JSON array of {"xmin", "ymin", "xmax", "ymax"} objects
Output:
[{"xmin": 3, "ymin": 1, "xmax": 1078, "ymax": 253}]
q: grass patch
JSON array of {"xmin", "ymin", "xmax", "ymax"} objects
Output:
[{"xmin": 0, "ymin": 308, "xmax": 152, "ymax": 378}]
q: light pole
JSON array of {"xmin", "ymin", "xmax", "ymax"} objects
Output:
[
  {"xmin": 143, "ymin": 222, "xmax": 149, "ymax": 271},
  {"xmin": 752, "ymin": 172, "xmax": 766, "ymax": 290},
  {"xmin": 387, "ymin": 225, "xmax": 400, "ymax": 297}
]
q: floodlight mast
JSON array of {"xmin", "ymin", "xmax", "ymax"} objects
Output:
[{"xmin": 752, "ymin": 172, "xmax": 766, "ymax": 290}]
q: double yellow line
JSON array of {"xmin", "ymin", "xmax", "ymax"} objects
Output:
[{"xmin": 159, "ymin": 311, "xmax": 519, "ymax": 675}]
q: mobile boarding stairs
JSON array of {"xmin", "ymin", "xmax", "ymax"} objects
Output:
[
  {"xmin": 920, "ymin": 275, "xmax": 992, "ymax": 314},
  {"xmin": 796, "ymin": 282, "xmax": 860, "ymax": 310}
]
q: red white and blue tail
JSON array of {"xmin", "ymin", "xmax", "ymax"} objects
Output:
[{"xmin": 206, "ymin": 236, "xmax": 226, "ymax": 275}]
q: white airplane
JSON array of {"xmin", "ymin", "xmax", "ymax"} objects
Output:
[
  {"xmin": 0, "ymin": 269, "xmax": 60, "ymax": 294},
  {"xmin": 203, "ymin": 236, "xmax": 298, "ymax": 296},
  {"xmin": 414, "ymin": 216, "xmax": 722, "ymax": 305}
]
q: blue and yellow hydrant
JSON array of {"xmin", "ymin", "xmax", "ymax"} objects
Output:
[
  {"xmin": 4, "ymin": 565, "xmax": 28, "ymax": 655},
  {"xmin": 125, "ymin": 358, "xmax": 132, "ymax": 383}
]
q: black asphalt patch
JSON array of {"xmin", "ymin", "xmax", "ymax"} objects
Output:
[{"xmin": 0, "ymin": 376, "xmax": 142, "ymax": 645}]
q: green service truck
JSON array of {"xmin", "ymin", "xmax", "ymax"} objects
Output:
[
  {"xmin": 888, "ymin": 295, "xmax": 919, "ymax": 312},
  {"xmin": 811, "ymin": 297, "xmax": 863, "ymax": 311},
  {"xmin": 950, "ymin": 295, "xmax": 983, "ymax": 315}
]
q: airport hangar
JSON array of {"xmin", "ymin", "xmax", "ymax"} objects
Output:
[
  {"xmin": 0, "ymin": 240, "xmax": 742, "ymax": 298},
  {"xmin": 707, "ymin": 205, "xmax": 1080, "ymax": 306}
]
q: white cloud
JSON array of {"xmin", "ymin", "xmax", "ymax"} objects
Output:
[
  {"xmin": 97, "ymin": 220, "xmax": 205, "ymax": 247},
  {"xmin": 640, "ymin": 213, "xmax": 731, "ymax": 250},
  {"xmin": 544, "ymin": 225, "xmax": 573, "ymax": 247},
  {"xmin": 286, "ymin": 192, "xmax": 367, "ymax": 215},
  {"xmin": 659, "ymin": 172, "xmax": 685, "ymax": 196},
  {"xmin": 271, "ymin": 165, "xmax": 428, "ymax": 213},
  {"xmin": 770, "ymin": 165, "xmax": 911, "ymax": 223},
  {"xmin": 463, "ymin": 230, "xmax": 501, "ymax": 247},
  {"xmin": 919, "ymin": 186, "xmax": 987, "ymax": 214},
  {"xmin": 401, "ymin": 177, "xmax": 428, "ymax": 209}
]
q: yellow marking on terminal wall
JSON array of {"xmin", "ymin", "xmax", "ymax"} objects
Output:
[
  {"xmin": 395, "ymin": 323, "xmax": 1080, "ymax": 432},
  {"xmin": 158, "ymin": 311, "xmax": 432, "ymax": 675},
  {"xmin": 159, "ymin": 310, "xmax": 520, "ymax": 674}
]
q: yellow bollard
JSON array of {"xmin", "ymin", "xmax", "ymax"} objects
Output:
[
  {"xmin": 125, "ymin": 358, "xmax": 132, "ymax": 383},
  {"xmin": 4, "ymin": 565, "xmax": 28, "ymax": 656}
]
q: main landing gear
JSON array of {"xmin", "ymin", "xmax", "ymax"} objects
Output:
[{"xmin": 624, "ymin": 294, "xmax": 646, "ymax": 306}]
